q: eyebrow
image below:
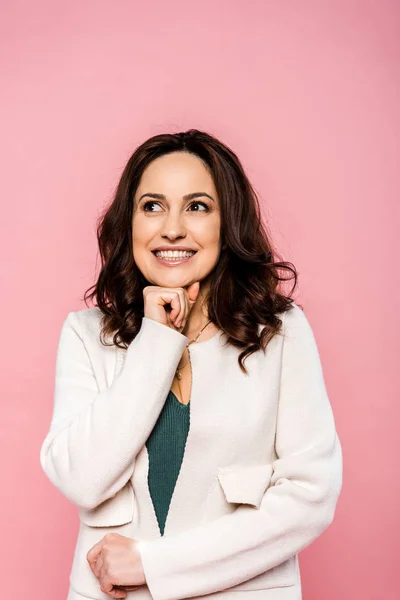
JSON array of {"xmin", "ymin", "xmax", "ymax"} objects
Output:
[{"xmin": 137, "ymin": 192, "xmax": 215, "ymax": 204}]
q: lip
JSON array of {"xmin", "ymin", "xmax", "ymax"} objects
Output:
[
  {"xmin": 152, "ymin": 246, "xmax": 198, "ymax": 251},
  {"xmin": 152, "ymin": 250, "xmax": 197, "ymax": 267}
]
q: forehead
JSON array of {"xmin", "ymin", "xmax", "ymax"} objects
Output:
[{"xmin": 137, "ymin": 152, "xmax": 215, "ymax": 191}]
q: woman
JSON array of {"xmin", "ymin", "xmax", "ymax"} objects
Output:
[{"xmin": 40, "ymin": 129, "xmax": 343, "ymax": 600}]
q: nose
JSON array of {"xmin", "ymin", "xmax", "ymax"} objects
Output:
[{"xmin": 160, "ymin": 209, "xmax": 187, "ymax": 239}]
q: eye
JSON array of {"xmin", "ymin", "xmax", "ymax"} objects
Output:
[
  {"xmin": 143, "ymin": 201, "xmax": 162, "ymax": 212},
  {"xmin": 188, "ymin": 201, "xmax": 209, "ymax": 212}
]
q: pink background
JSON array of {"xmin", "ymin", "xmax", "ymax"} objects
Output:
[{"xmin": 1, "ymin": 0, "xmax": 398, "ymax": 598}]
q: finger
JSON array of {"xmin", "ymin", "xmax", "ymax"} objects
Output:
[
  {"xmin": 120, "ymin": 586, "xmax": 140, "ymax": 591},
  {"xmin": 169, "ymin": 290, "xmax": 183, "ymax": 324},
  {"xmin": 183, "ymin": 289, "xmax": 191, "ymax": 325},
  {"xmin": 93, "ymin": 551, "xmax": 104, "ymax": 579},
  {"xmin": 101, "ymin": 577, "xmax": 126, "ymax": 599},
  {"xmin": 176, "ymin": 289, "xmax": 187, "ymax": 326},
  {"xmin": 183, "ymin": 288, "xmax": 192, "ymax": 324},
  {"xmin": 162, "ymin": 290, "xmax": 183, "ymax": 327},
  {"xmin": 187, "ymin": 281, "xmax": 201, "ymax": 305},
  {"xmin": 86, "ymin": 538, "xmax": 104, "ymax": 571},
  {"xmin": 158, "ymin": 290, "xmax": 179, "ymax": 325}
]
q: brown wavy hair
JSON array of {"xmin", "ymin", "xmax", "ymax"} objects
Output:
[{"xmin": 83, "ymin": 128, "xmax": 301, "ymax": 374}]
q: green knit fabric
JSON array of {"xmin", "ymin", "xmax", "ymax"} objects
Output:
[{"xmin": 145, "ymin": 390, "xmax": 190, "ymax": 536}]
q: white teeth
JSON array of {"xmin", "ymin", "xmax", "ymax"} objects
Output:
[{"xmin": 155, "ymin": 250, "xmax": 195, "ymax": 258}]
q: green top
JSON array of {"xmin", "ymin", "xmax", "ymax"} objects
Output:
[{"xmin": 145, "ymin": 390, "xmax": 190, "ymax": 536}]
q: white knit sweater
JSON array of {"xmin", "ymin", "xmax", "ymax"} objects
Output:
[{"xmin": 40, "ymin": 301, "xmax": 343, "ymax": 600}]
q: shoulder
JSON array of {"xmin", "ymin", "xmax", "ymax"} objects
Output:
[
  {"xmin": 59, "ymin": 308, "xmax": 120, "ymax": 368},
  {"xmin": 257, "ymin": 301, "xmax": 307, "ymax": 334},
  {"xmin": 278, "ymin": 301, "xmax": 322, "ymax": 361},
  {"xmin": 278, "ymin": 300, "xmax": 312, "ymax": 332},
  {"xmin": 257, "ymin": 301, "xmax": 315, "ymax": 348},
  {"xmin": 61, "ymin": 307, "xmax": 107, "ymax": 341},
  {"xmin": 74, "ymin": 306, "xmax": 104, "ymax": 331}
]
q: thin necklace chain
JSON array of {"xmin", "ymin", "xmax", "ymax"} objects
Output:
[{"xmin": 174, "ymin": 320, "xmax": 212, "ymax": 405}]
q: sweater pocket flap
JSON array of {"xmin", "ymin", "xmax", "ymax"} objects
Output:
[
  {"xmin": 78, "ymin": 481, "xmax": 134, "ymax": 527},
  {"xmin": 217, "ymin": 463, "xmax": 273, "ymax": 509}
]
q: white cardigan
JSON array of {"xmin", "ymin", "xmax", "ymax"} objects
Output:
[{"xmin": 40, "ymin": 302, "xmax": 343, "ymax": 600}]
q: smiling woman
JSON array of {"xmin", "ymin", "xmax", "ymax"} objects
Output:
[{"xmin": 40, "ymin": 128, "xmax": 342, "ymax": 600}]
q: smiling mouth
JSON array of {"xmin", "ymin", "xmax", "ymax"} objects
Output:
[{"xmin": 152, "ymin": 251, "xmax": 198, "ymax": 265}]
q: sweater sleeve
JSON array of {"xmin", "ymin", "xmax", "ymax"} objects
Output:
[
  {"xmin": 40, "ymin": 312, "xmax": 188, "ymax": 511},
  {"xmin": 136, "ymin": 304, "xmax": 343, "ymax": 600}
]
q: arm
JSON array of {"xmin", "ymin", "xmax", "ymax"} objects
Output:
[
  {"xmin": 40, "ymin": 312, "xmax": 188, "ymax": 510},
  {"xmin": 136, "ymin": 304, "xmax": 343, "ymax": 600}
]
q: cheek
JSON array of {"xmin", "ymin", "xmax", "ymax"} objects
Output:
[
  {"xmin": 200, "ymin": 241, "xmax": 222, "ymax": 266},
  {"xmin": 196, "ymin": 218, "xmax": 220, "ymax": 243},
  {"xmin": 203, "ymin": 231, "xmax": 221, "ymax": 249},
  {"xmin": 132, "ymin": 218, "xmax": 157, "ymax": 245}
]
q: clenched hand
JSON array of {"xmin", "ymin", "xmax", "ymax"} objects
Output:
[{"xmin": 87, "ymin": 533, "xmax": 146, "ymax": 598}]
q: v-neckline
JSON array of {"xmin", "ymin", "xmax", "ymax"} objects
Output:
[{"xmin": 169, "ymin": 389, "xmax": 190, "ymax": 408}]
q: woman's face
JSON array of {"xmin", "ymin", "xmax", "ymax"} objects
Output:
[{"xmin": 132, "ymin": 151, "xmax": 222, "ymax": 292}]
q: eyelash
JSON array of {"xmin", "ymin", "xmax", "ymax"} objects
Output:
[{"xmin": 142, "ymin": 200, "xmax": 210, "ymax": 213}]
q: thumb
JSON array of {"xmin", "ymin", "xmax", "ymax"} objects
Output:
[{"xmin": 186, "ymin": 281, "xmax": 201, "ymax": 306}]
